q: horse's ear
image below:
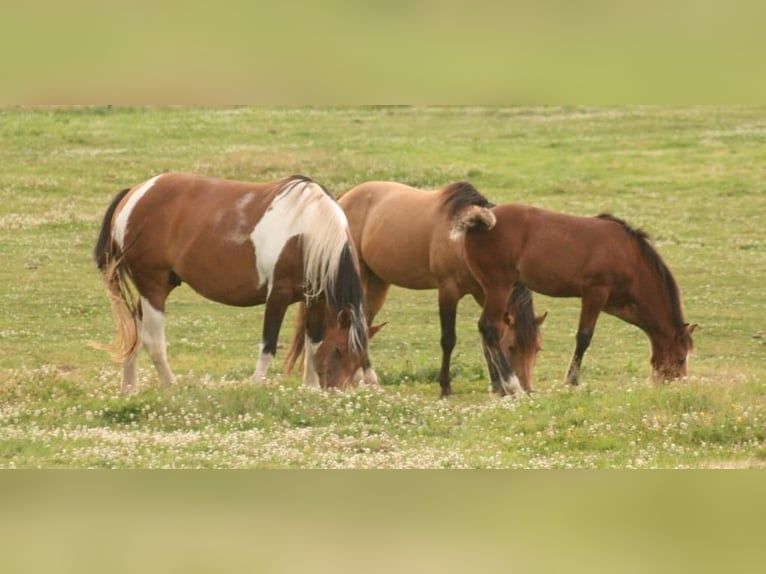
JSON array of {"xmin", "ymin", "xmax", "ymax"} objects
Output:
[
  {"xmin": 503, "ymin": 313, "xmax": 515, "ymax": 327},
  {"xmin": 369, "ymin": 323, "xmax": 386, "ymax": 339},
  {"xmin": 685, "ymin": 323, "xmax": 698, "ymax": 336},
  {"xmin": 535, "ymin": 311, "xmax": 548, "ymax": 326}
]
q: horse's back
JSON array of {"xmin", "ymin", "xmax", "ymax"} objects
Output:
[
  {"xmin": 114, "ymin": 173, "xmax": 294, "ymax": 306},
  {"xmin": 475, "ymin": 204, "xmax": 642, "ymax": 297},
  {"xmin": 340, "ymin": 181, "xmax": 442, "ymax": 229},
  {"xmin": 339, "ymin": 182, "xmax": 463, "ymax": 289}
]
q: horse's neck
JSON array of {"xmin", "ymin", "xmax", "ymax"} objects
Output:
[{"xmin": 633, "ymin": 270, "xmax": 678, "ymax": 343}]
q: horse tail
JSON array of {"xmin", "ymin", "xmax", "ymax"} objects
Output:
[
  {"xmin": 449, "ymin": 205, "xmax": 496, "ymax": 241},
  {"xmin": 94, "ymin": 188, "xmax": 130, "ymax": 272},
  {"xmin": 440, "ymin": 181, "xmax": 494, "ymax": 219},
  {"xmin": 284, "ymin": 303, "xmax": 307, "ymax": 375},
  {"xmin": 91, "ymin": 188, "xmax": 140, "ymax": 362}
]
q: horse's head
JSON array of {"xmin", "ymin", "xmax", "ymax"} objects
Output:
[
  {"xmin": 651, "ymin": 323, "xmax": 697, "ymax": 381},
  {"xmin": 313, "ymin": 311, "xmax": 384, "ymax": 390},
  {"xmin": 501, "ymin": 311, "xmax": 547, "ymax": 392}
]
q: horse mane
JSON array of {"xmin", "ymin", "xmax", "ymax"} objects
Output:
[
  {"xmin": 597, "ymin": 213, "xmax": 686, "ymax": 329},
  {"xmin": 279, "ymin": 175, "xmax": 367, "ymax": 354},
  {"xmin": 327, "ymin": 243, "xmax": 368, "ymax": 354},
  {"xmin": 509, "ymin": 283, "xmax": 539, "ymax": 353},
  {"xmin": 284, "ymin": 174, "xmax": 331, "ymax": 194},
  {"xmin": 440, "ymin": 181, "xmax": 495, "ymax": 219}
]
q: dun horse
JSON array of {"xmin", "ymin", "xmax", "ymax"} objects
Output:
[
  {"xmin": 289, "ymin": 181, "xmax": 545, "ymax": 398},
  {"xmin": 452, "ymin": 204, "xmax": 696, "ymax": 387},
  {"xmin": 93, "ymin": 172, "xmax": 369, "ymax": 393}
]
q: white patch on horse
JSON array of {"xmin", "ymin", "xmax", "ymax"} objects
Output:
[
  {"xmin": 114, "ymin": 175, "xmax": 162, "ymax": 249},
  {"xmin": 226, "ymin": 194, "xmax": 256, "ymax": 244},
  {"xmin": 253, "ymin": 343, "xmax": 273, "ymax": 382},
  {"xmin": 140, "ymin": 297, "xmax": 176, "ymax": 386},
  {"xmin": 501, "ymin": 374, "xmax": 524, "ymax": 396},
  {"xmin": 361, "ymin": 367, "xmax": 379, "ymax": 387},
  {"xmin": 250, "ymin": 180, "xmax": 347, "ymax": 297}
]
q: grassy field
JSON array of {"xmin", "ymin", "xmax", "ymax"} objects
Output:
[{"xmin": 1, "ymin": 106, "xmax": 765, "ymax": 468}]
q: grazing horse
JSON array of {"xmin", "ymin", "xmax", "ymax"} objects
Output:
[
  {"xmin": 287, "ymin": 181, "xmax": 545, "ymax": 397},
  {"xmin": 93, "ymin": 172, "xmax": 369, "ymax": 393},
  {"xmin": 452, "ymin": 204, "xmax": 696, "ymax": 386}
]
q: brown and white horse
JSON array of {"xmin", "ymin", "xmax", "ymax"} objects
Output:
[
  {"xmin": 452, "ymin": 204, "xmax": 696, "ymax": 387},
  {"xmin": 287, "ymin": 181, "xmax": 545, "ymax": 397},
  {"xmin": 93, "ymin": 172, "xmax": 369, "ymax": 393}
]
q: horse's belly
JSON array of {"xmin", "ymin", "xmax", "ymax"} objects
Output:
[
  {"xmin": 172, "ymin": 241, "xmax": 267, "ymax": 306},
  {"xmin": 181, "ymin": 266, "xmax": 267, "ymax": 307},
  {"xmin": 373, "ymin": 265, "xmax": 439, "ymax": 290},
  {"xmin": 519, "ymin": 265, "xmax": 581, "ymax": 298},
  {"xmin": 193, "ymin": 280, "xmax": 268, "ymax": 307}
]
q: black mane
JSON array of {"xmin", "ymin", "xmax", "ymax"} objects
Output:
[
  {"xmin": 328, "ymin": 242, "xmax": 368, "ymax": 353},
  {"xmin": 509, "ymin": 283, "xmax": 539, "ymax": 353},
  {"xmin": 597, "ymin": 213, "xmax": 685, "ymax": 329},
  {"xmin": 284, "ymin": 174, "xmax": 335, "ymax": 199}
]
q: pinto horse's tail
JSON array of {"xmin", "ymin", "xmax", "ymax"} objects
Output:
[
  {"xmin": 449, "ymin": 205, "xmax": 496, "ymax": 241},
  {"xmin": 90, "ymin": 188, "xmax": 140, "ymax": 362}
]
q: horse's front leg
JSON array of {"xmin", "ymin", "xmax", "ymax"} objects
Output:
[
  {"xmin": 564, "ymin": 289, "xmax": 608, "ymax": 386},
  {"xmin": 353, "ymin": 272, "xmax": 389, "ymax": 388},
  {"xmin": 253, "ymin": 289, "xmax": 291, "ymax": 383},
  {"xmin": 478, "ymin": 292, "xmax": 523, "ymax": 397},
  {"xmin": 481, "ymin": 340, "xmax": 503, "ymax": 393},
  {"xmin": 301, "ymin": 301, "xmax": 326, "ymax": 388},
  {"xmin": 437, "ymin": 288, "xmax": 460, "ymax": 397}
]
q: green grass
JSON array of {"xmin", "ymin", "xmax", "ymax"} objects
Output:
[{"xmin": 1, "ymin": 106, "xmax": 765, "ymax": 467}]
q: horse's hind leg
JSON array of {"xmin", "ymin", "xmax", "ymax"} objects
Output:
[
  {"xmin": 121, "ymin": 314, "xmax": 142, "ymax": 394},
  {"xmin": 564, "ymin": 289, "xmax": 608, "ymax": 386},
  {"xmin": 139, "ymin": 297, "xmax": 177, "ymax": 386}
]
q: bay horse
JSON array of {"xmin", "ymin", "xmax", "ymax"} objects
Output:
[
  {"xmin": 287, "ymin": 181, "xmax": 546, "ymax": 398},
  {"xmin": 451, "ymin": 204, "xmax": 696, "ymax": 387},
  {"xmin": 93, "ymin": 172, "xmax": 370, "ymax": 394}
]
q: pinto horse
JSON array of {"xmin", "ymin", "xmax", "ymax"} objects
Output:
[
  {"xmin": 452, "ymin": 204, "xmax": 696, "ymax": 387},
  {"xmin": 93, "ymin": 172, "xmax": 369, "ymax": 393},
  {"xmin": 287, "ymin": 181, "xmax": 545, "ymax": 397}
]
